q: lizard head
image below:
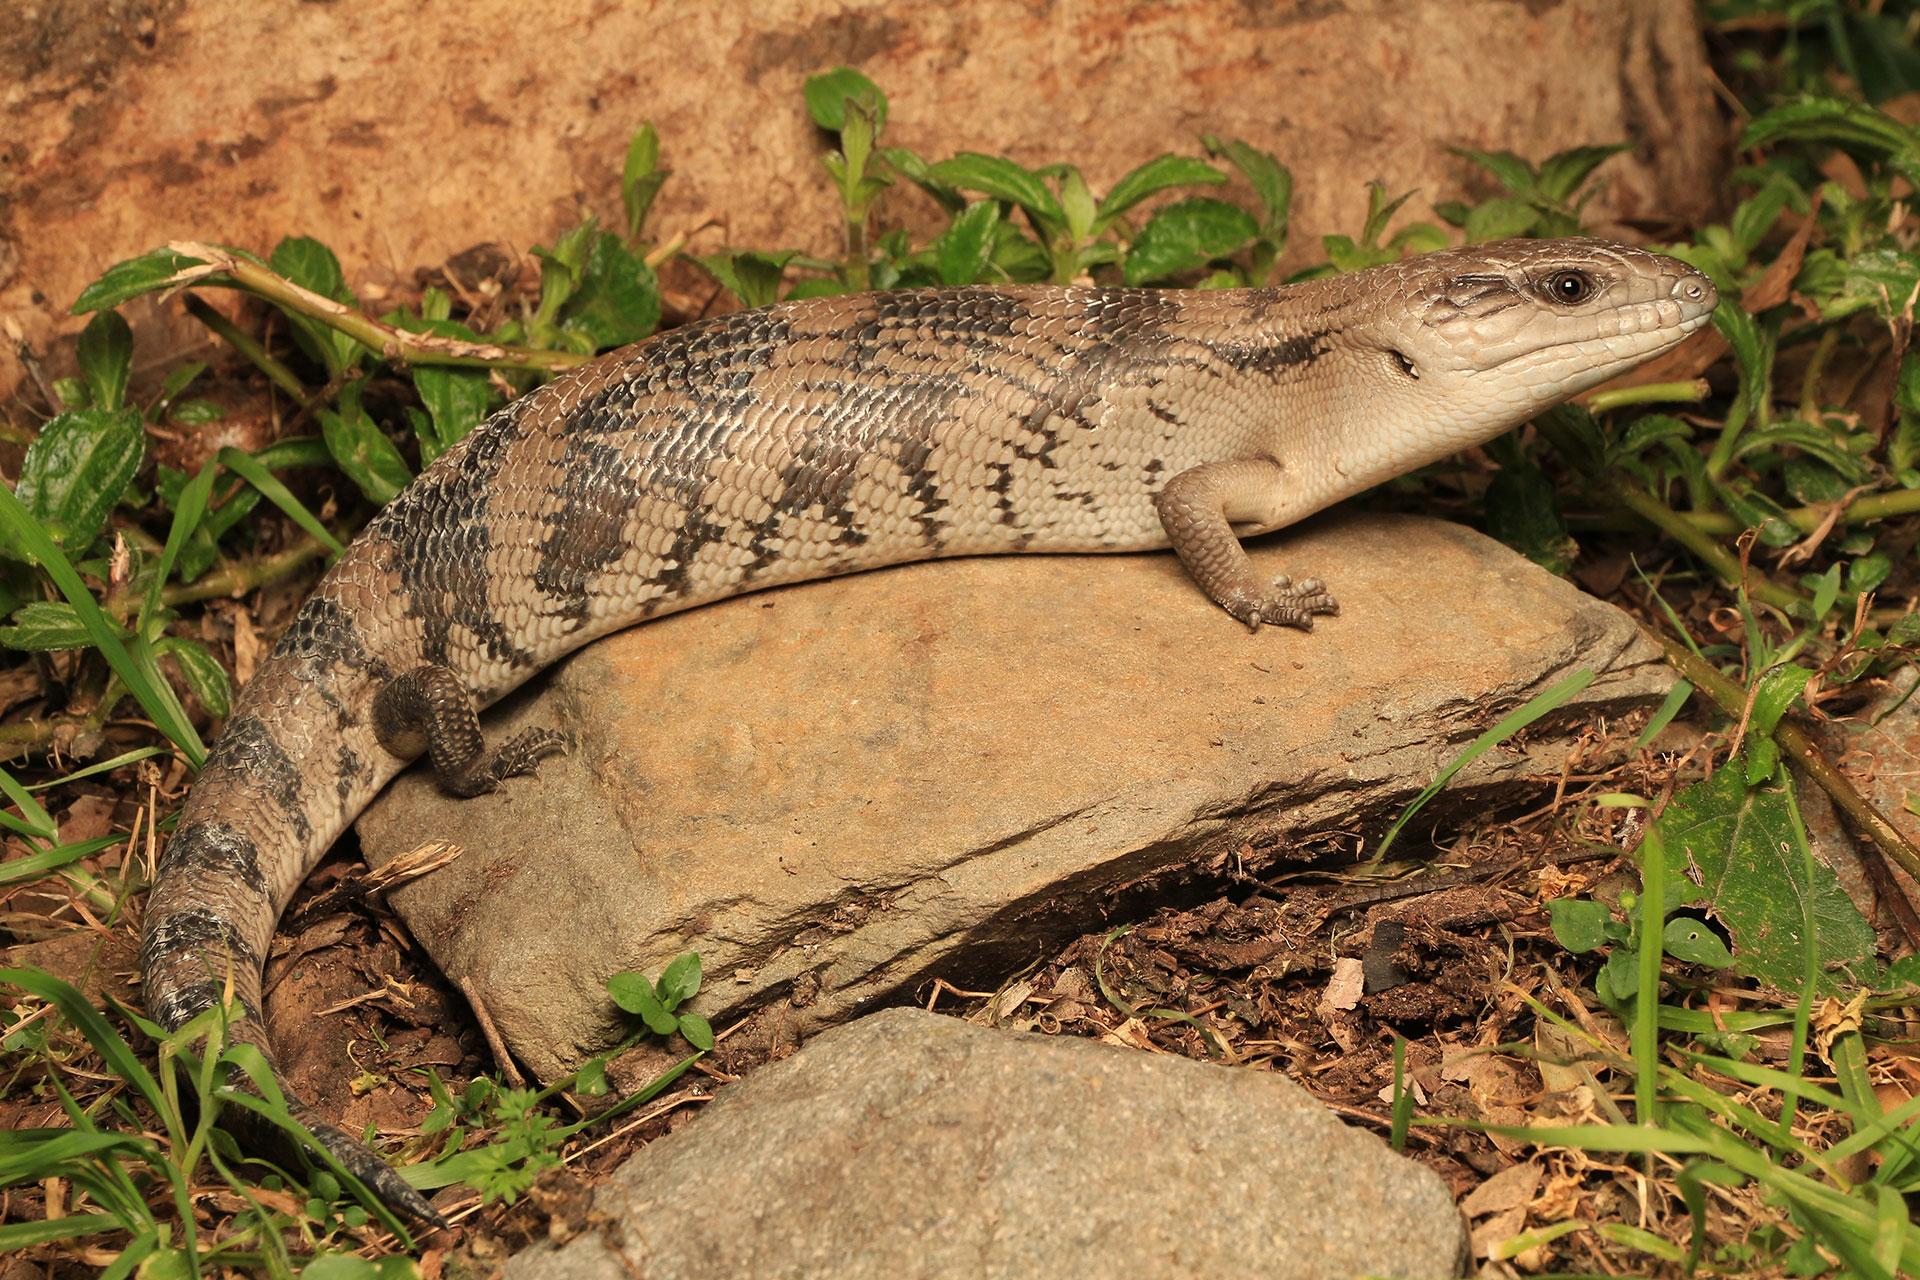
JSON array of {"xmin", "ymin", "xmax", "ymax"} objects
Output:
[{"xmin": 1354, "ymin": 237, "xmax": 1717, "ymax": 432}]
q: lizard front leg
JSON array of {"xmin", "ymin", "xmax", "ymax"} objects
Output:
[
  {"xmin": 1154, "ymin": 457, "xmax": 1339, "ymax": 631},
  {"xmin": 372, "ymin": 664, "xmax": 568, "ymax": 797}
]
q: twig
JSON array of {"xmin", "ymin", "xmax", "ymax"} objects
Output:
[
  {"xmin": 458, "ymin": 975, "xmax": 525, "ymax": 1089},
  {"xmin": 164, "ymin": 241, "xmax": 590, "ymax": 374}
]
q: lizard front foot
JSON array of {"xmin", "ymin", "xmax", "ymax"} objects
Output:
[{"xmin": 1225, "ymin": 575, "xmax": 1340, "ymax": 632}]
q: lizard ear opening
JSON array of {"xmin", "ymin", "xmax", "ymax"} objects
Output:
[{"xmin": 1389, "ymin": 348, "xmax": 1419, "ymax": 380}]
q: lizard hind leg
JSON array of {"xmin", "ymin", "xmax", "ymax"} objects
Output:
[{"xmin": 372, "ymin": 664, "xmax": 568, "ymax": 798}]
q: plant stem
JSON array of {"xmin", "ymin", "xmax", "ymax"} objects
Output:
[
  {"xmin": 165, "ymin": 242, "xmax": 590, "ymax": 374},
  {"xmin": 1585, "ymin": 379, "xmax": 1711, "ymax": 415},
  {"xmin": 184, "ymin": 296, "xmax": 311, "ymax": 406},
  {"xmin": 1649, "ymin": 627, "xmax": 1920, "ymax": 885}
]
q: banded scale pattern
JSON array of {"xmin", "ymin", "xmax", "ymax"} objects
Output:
[{"xmin": 139, "ymin": 239, "xmax": 1717, "ymax": 1221}]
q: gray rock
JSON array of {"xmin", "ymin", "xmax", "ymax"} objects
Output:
[
  {"xmin": 503, "ymin": 1008, "xmax": 1469, "ymax": 1280},
  {"xmin": 358, "ymin": 512, "xmax": 1669, "ymax": 1081}
]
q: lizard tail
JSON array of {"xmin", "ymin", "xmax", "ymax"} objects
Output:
[{"xmin": 140, "ymin": 576, "xmax": 441, "ymax": 1223}]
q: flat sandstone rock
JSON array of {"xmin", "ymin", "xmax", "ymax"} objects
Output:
[
  {"xmin": 502, "ymin": 1008, "xmax": 1470, "ymax": 1280},
  {"xmin": 356, "ymin": 513, "xmax": 1668, "ymax": 1081}
]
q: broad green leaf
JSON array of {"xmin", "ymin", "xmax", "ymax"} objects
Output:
[
  {"xmin": 879, "ymin": 146, "xmax": 965, "ymax": 213},
  {"xmin": 1123, "ymin": 197, "xmax": 1257, "ymax": 285},
  {"xmin": 1548, "ymin": 898, "xmax": 1612, "ymax": 954},
  {"xmin": 0, "ymin": 601, "xmax": 92, "ymax": 651},
  {"xmin": 677, "ymin": 1011, "xmax": 715, "ymax": 1051},
  {"xmin": 697, "ymin": 250, "xmax": 797, "ymax": 309},
  {"xmin": 1202, "ymin": 136, "xmax": 1291, "ymax": 238},
  {"xmin": 930, "ymin": 153, "xmax": 1067, "ymax": 232},
  {"xmin": 1535, "ymin": 143, "xmax": 1631, "ymax": 203},
  {"xmin": 269, "ymin": 236, "xmax": 363, "ymax": 375},
  {"xmin": 413, "ymin": 366, "xmax": 499, "ymax": 457},
  {"xmin": 1663, "ymin": 917, "xmax": 1734, "ymax": 968},
  {"xmin": 10, "ymin": 407, "xmax": 145, "ymax": 554},
  {"xmin": 607, "ymin": 971, "xmax": 677, "ymax": 1035},
  {"xmin": 1096, "ymin": 154, "xmax": 1226, "ymax": 223},
  {"xmin": 71, "ymin": 247, "xmax": 210, "ymax": 313},
  {"xmin": 1451, "ymin": 147, "xmax": 1537, "ymax": 195},
  {"xmin": 1485, "ymin": 450, "xmax": 1573, "ymax": 574},
  {"xmin": 1656, "ymin": 767, "xmax": 1877, "ymax": 993},
  {"xmin": 803, "ymin": 66, "xmax": 888, "ymax": 133},
  {"xmin": 1744, "ymin": 664, "xmax": 1815, "ymax": 783},
  {"xmin": 1740, "ymin": 95, "xmax": 1920, "ymax": 183},
  {"xmin": 1058, "ymin": 167, "xmax": 1097, "ymax": 243},
  {"xmin": 318, "ymin": 381, "xmax": 412, "ymax": 505},
  {"xmin": 157, "ymin": 636, "xmax": 232, "ymax": 717},
  {"xmin": 76, "ymin": 311, "xmax": 133, "ymax": 412},
  {"xmin": 621, "ymin": 122, "xmax": 668, "ymax": 242},
  {"xmin": 1463, "ymin": 197, "xmax": 1539, "ymax": 243},
  {"xmin": 558, "ymin": 231, "xmax": 661, "ymax": 349},
  {"xmin": 933, "ymin": 202, "xmax": 1000, "ymax": 286},
  {"xmin": 657, "ymin": 953, "xmax": 702, "ymax": 1009}
]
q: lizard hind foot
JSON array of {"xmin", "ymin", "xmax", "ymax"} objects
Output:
[
  {"xmin": 373, "ymin": 664, "xmax": 571, "ymax": 798},
  {"xmin": 1236, "ymin": 575, "xmax": 1341, "ymax": 633}
]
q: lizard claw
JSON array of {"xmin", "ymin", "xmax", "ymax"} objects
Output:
[{"xmin": 1227, "ymin": 574, "xmax": 1341, "ymax": 632}]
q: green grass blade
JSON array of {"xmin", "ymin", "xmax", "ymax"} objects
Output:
[
  {"xmin": 215, "ymin": 447, "xmax": 346, "ymax": 557},
  {"xmin": 142, "ymin": 460, "xmax": 218, "ymax": 625},
  {"xmin": 1635, "ymin": 823, "xmax": 1668, "ymax": 1127},
  {"xmin": 1373, "ymin": 667, "xmax": 1595, "ymax": 859},
  {"xmin": 1634, "ymin": 679, "xmax": 1694, "ymax": 749},
  {"xmin": 0, "ymin": 760, "xmax": 57, "ymax": 838},
  {"xmin": 0, "ymin": 833, "xmax": 125, "ymax": 886},
  {"xmin": 0, "ymin": 484, "xmax": 205, "ymax": 766},
  {"xmin": 23, "ymin": 745, "xmax": 167, "ymax": 792},
  {"xmin": 0, "ymin": 1213, "xmax": 123, "ymax": 1249},
  {"xmin": 1, "ymin": 967, "xmax": 170, "ymax": 1113}
]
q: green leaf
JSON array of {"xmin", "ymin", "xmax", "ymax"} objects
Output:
[
  {"xmin": 1534, "ymin": 143, "xmax": 1631, "ymax": 203},
  {"xmin": 318, "ymin": 380, "xmax": 412, "ymax": 505},
  {"xmin": 557, "ymin": 230, "xmax": 661, "ymax": 349},
  {"xmin": 1740, "ymin": 95, "xmax": 1920, "ymax": 184},
  {"xmin": 0, "ymin": 493, "xmax": 204, "ymax": 764},
  {"xmin": 1463, "ymin": 197, "xmax": 1539, "ymax": 243},
  {"xmin": 1663, "ymin": 917, "xmax": 1734, "ymax": 968},
  {"xmin": 1743, "ymin": 664, "xmax": 1815, "ymax": 783},
  {"xmin": 1549, "ymin": 897, "xmax": 1613, "ymax": 954},
  {"xmin": 1484, "ymin": 449, "xmax": 1574, "ymax": 573},
  {"xmin": 657, "ymin": 953, "xmax": 702, "ymax": 1009},
  {"xmin": 1451, "ymin": 147, "xmax": 1538, "ymax": 196},
  {"xmin": 76, "ymin": 311, "xmax": 133, "ymax": 413},
  {"xmin": 929, "ymin": 154, "xmax": 1067, "ymax": 233},
  {"xmin": 696, "ymin": 250, "xmax": 797, "ymax": 309},
  {"xmin": 157, "ymin": 637, "xmax": 232, "ymax": 717},
  {"xmin": 1096, "ymin": 155, "xmax": 1227, "ymax": 223},
  {"xmin": 145, "ymin": 461, "xmax": 217, "ymax": 620},
  {"xmin": 1201, "ymin": 136, "xmax": 1291, "ymax": 239},
  {"xmin": 0, "ymin": 601, "xmax": 92, "ymax": 651},
  {"xmin": 215, "ymin": 447, "xmax": 344, "ymax": 556},
  {"xmin": 1124, "ymin": 197, "xmax": 1258, "ymax": 285},
  {"xmin": 71, "ymin": 247, "xmax": 209, "ymax": 313},
  {"xmin": 412, "ymin": 366, "xmax": 498, "ymax": 458},
  {"xmin": 932, "ymin": 202, "xmax": 1001, "ymax": 286},
  {"xmin": 621, "ymin": 123, "xmax": 668, "ymax": 243},
  {"xmin": 803, "ymin": 66, "xmax": 888, "ymax": 133},
  {"xmin": 269, "ymin": 236, "xmax": 363, "ymax": 375},
  {"xmin": 677, "ymin": 1011, "xmax": 715, "ymax": 1051},
  {"xmin": 607, "ymin": 971, "xmax": 677, "ymax": 1036},
  {"xmin": 10, "ymin": 407, "xmax": 145, "ymax": 554},
  {"xmin": 1656, "ymin": 766, "xmax": 1877, "ymax": 993}
]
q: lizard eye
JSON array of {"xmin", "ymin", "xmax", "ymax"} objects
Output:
[{"xmin": 1542, "ymin": 270, "xmax": 1596, "ymax": 305}]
